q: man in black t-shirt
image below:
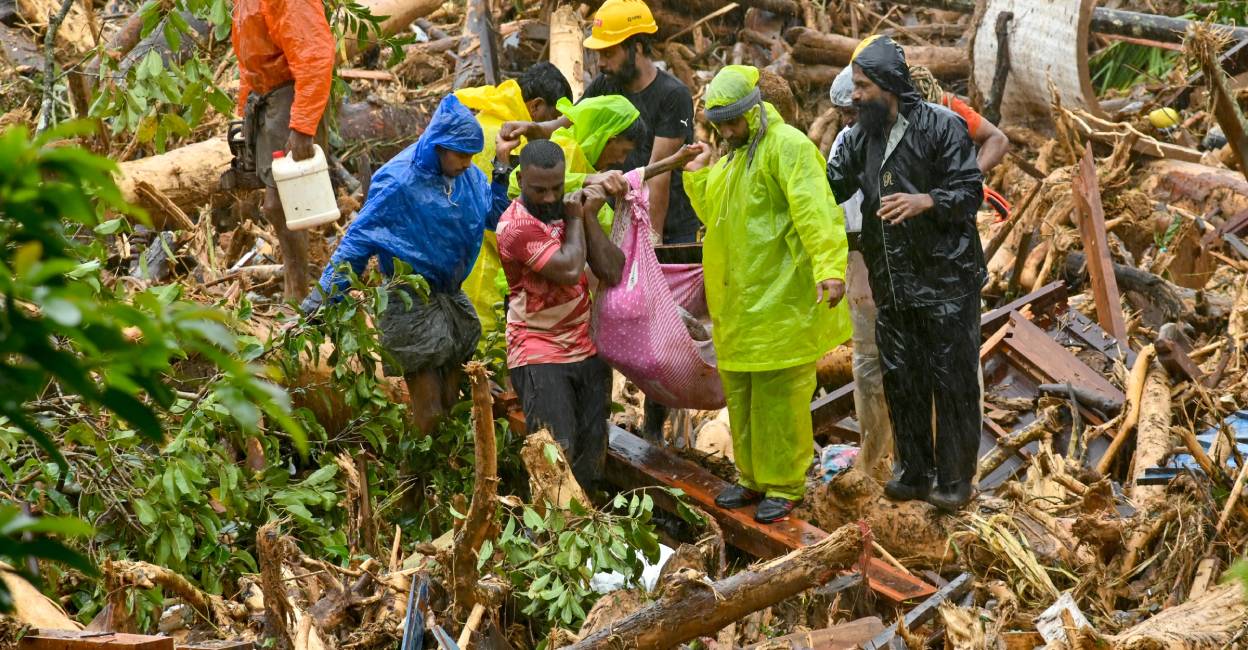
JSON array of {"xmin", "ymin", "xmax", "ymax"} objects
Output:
[{"xmin": 502, "ymin": 0, "xmax": 697, "ymax": 245}]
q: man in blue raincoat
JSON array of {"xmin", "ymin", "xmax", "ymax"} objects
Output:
[{"xmin": 302, "ymin": 95, "xmax": 513, "ymax": 434}]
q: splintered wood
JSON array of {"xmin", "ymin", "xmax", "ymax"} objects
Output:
[{"xmin": 1071, "ymin": 144, "xmax": 1128, "ymax": 341}]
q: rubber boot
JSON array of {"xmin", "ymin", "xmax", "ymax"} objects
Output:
[
  {"xmin": 883, "ymin": 467, "xmax": 933, "ymax": 502},
  {"xmin": 927, "ymin": 480, "xmax": 973, "ymax": 513}
]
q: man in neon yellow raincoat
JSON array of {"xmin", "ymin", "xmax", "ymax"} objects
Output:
[
  {"xmin": 507, "ymin": 94, "xmax": 646, "ymax": 231},
  {"xmin": 683, "ymin": 66, "xmax": 851, "ymax": 524},
  {"xmin": 456, "ymin": 63, "xmax": 572, "ymax": 333}
]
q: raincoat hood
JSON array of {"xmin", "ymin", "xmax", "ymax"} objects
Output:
[
  {"xmin": 552, "ymin": 95, "xmax": 639, "ymax": 168},
  {"xmin": 455, "ymin": 80, "xmax": 531, "ymax": 125},
  {"xmin": 704, "ymin": 65, "xmax": 771, "ymax": 165},
  {"xmin": 852, "ymin": 35, "xmax": 922, "ymax": 109},
  {"xmin": 830, "ymin": 66, "xmax": 854, "ymax": 107},
  {"xmin": 414, "ymin": 95, "xmax": 486, "ymax": 176}
]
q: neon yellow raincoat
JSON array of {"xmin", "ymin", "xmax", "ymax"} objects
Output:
[
  {"xmin": 684, "ymin": 65, "xmax": 851, "ymax": 500},
  {"xmin": 508, "ymin": 95, "xmax": 640, "ymax": 229},
  {"xmin": 455, "ymin": 80, "xmax": 531, "ymax": 333}
]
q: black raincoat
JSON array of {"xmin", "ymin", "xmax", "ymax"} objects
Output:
[
  {"xmin": 825, "ymin": 36, "xmax": 985, "ymax": 492},
  {"xmin": 826, "ymin": 40, "xmax": 986, "ymax": 309}
]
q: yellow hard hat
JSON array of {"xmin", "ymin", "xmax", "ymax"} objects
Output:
[
  {"xmin": 852, "ymin": 34, "xmax": 883, "ymax": 62},
  {"xmin": 584, "ymin": 0, "xmax": 658, "ymax": 50},
  {"xmin": 1149, "ymin": 107, "xmax": 1180, "ymax": 130}
]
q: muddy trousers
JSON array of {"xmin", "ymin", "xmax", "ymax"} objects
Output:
[
  {"xmin": 846, "ymin": 251, "xmax": 894, "ymax": 475},
  {"xmin": 876, "ymin": 293, "xmax": 981, "ymax": 487},
  {"xmin": 512, "ymin": 356, "xmax": 612, "ymax": 491},
  {"xmin": 719, "ymin": 362, "xmax": 817, "ymax": 501}
]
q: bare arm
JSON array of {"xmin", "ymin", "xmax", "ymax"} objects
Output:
[
  {"xmin": 972, "ymin": 120, "xmax": 1010, "ymax": 174},
  {"xmin": 644, "ymin": 136, "xmax": 686, "ymax": 237},
  {"xmin": 580, "ymin": 184, "xmax": 625, "ymax": 286},
  {"xmin": 534, "ymin": 191, "xmax": 588, "ymax": 286},
  {"xmin": 499, "ymin": 116, "xmax": 572, "ymax": 142}
]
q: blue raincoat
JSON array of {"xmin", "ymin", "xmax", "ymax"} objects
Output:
[{"xmin": 315, "ymin": 95, "xmax": 510, "ymax": 297}]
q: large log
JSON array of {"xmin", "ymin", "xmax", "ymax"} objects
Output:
[
  {"xmin": 895, "ymin": 0, "xmax": 1248, "ymax": 44},
  {"xmin": 785, "ymin": 27, "xmax": 967, "ymax": 79},
  {"xmin": 451, "ymin": 362, "xmax": 499, "ymax": 618},
  {"xmin": 340, "ymin": 0, "xmax": 442, "ymax": 61},
  {"xmin": 565, "ymin": 523, "xmax": 865, "ymax": 650},
  {"xmin": 1105, "ymin": 582, "xmax": 1248, "ymax": 648}
]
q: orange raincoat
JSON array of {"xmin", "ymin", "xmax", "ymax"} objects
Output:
[{"xmin": 232, "ymin": 0, "xmax": 335, "ymax": 135}]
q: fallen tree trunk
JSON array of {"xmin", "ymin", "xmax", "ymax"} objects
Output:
[
  {"xmin": 785, "ymin": 27, "xmax": 967, "ymax": 78},
  {"xmin": 341, "ymin": 0, "xmax": 442, "ymax": 61},
  {"xmin": 1106, "ymin": 582, "xmax": 1248, "ymax": 648},
  {"xmin": 565, "ymin": 523, "xmax": 865, "ymax": 650},
  {"xmin": 816, "ymin": 344, "xmax": 853, "ymax": 387}
]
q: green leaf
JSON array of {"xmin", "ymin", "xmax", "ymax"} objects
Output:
[
  {"xmin": 476, "ymin": 539, "xmax": 493, "ymax": 570},
  {"xmin": 522, "ymin": 507, "xmax": 544, "ymax": 531},
  {"xmin": 542, "ymin": 442, "xmax": 560, "ymax": 467}
]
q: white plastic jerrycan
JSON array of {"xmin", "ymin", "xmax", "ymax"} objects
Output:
[{"xmin": 271, "ymin": 145, "xmax": 339, "ymax": 231}]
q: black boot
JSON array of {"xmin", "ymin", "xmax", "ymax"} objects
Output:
[
  {"xmin": 883, "ymin": 467, "xmax": 932, "ymax": 502},
  {"xmin": 927, "ymin": 480, "xmax": 973, "ymax": 513},
  {"xmin": 715, "ymin": 484, "xmax": 762, "ymax": 509},
  {"xmin": 754, "ymin": 497, "xmax": 799, "ymax": 524}
]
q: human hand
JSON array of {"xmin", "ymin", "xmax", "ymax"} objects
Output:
[
  {"xmin": 286, "ymin": 130, "xmax": 316, "ymax": 161},
  {"xmin": 683, "ymin": 142, "xmax": 713, "ymax": 172},
  {"xmin": 586, "ymin": 169, "xmax": 628, "ymax": 197},
  {"xmin": 496, "ymin": 131, "xmax": 522, "ymax": 163},
  {"xmin": 581, "ymin": 183, "xmax": 609, "ymax": 215},
  {"xmin": 563, "ymin": 190, "xmax": 586, "ymax": 220},
  {"xmin": 500, "ymin": 120, "xmax": 544, "ymax": 141},
  {"xmin": 816, "ymin": 278, "xmax": 845, "ymax": 308},
  {"xmin": 878, "ymin": 193, "xmax": 934, "ymax": 225}
]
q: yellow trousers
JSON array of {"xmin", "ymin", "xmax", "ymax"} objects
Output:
[{"xmin": 720, "ymin": 361, "xmax": 817, "ymax": 501}]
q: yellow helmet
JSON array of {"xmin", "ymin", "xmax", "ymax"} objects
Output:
[
  {"xmin": 584, "ymin": 0, "xmax": 658, "ymax": 50},
  {"xmin": 852, "ymin": 34, "xmax": 883, "ymax": 61}
]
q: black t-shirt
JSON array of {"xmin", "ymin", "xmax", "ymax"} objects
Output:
[{"xmin": 583, "ymin": 69, "xmax": 698, "ymax": 241}]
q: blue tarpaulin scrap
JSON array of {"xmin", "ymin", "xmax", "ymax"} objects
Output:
[{"xmin": 1141, "ymin": 411, "xmax": 1248, "ymax": 486}]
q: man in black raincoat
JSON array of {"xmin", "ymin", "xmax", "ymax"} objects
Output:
[{"xmin": 825, "ymin": 35, "xmax": 986, "ymax": 512}]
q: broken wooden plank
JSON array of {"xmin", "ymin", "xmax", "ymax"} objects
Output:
[
  {"xmin": 1071, "ymin": 144, "xmax": 1129, "ymax": 341},
  {"xmin": 742, "ymin": 616, "xmax": 885, "ymax": 649},
  {"xmin": 20, "ymin": 631, "xmax": 173, "ymax": 650},
  {"xmin": 604, "ymin": 427, "xmax": 936, "ymax": 603},
  {"xmin": 861, "ymin": 573, "xmax": 974, "ymax": 650},
  {"xmin": 338, "ymin": 68, "xmax": 398, "ymax": 81},
  {"xmin": 1000, "ymin": 312, "xmax": 1125, "ymax": 412}
]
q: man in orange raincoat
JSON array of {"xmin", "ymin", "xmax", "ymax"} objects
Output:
[{"xmin": 232, "ymin": 0, "xmax": 334, "ymax": 301}]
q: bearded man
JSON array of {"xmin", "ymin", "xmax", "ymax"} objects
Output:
[{"xmin": 825, "ymin": 35, "xmax": 986, "ymax": 512}]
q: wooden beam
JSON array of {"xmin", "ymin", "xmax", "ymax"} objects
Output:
[
  {"xmin": 604, "ymin": 427, "xmax": 936, "ymax": 603},
  {"xmin": 1071, "ymin": 144, "xmax": 1128, "ymax": 341}
]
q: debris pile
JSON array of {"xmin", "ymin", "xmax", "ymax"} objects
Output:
[{"xmin": 4, "ymin": 0, "xmax": 1248, "ymax": 648}]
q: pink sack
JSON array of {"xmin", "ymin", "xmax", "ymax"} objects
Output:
[{"xmin": 591, "ymin": 168, "xmax": 726, "ymax": 410}]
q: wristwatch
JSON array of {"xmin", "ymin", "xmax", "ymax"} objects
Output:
[{"xmin": 492, "ymin": 161, "xmax": 514, "ymax": 186}]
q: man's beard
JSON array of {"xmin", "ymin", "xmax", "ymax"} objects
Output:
[
  {"xmin": 724, "ymin": 132, "xmax": 749, "ymax": 150},
  {"xmin": 605, "ymin": 51, "xmax": 640, "ymax": 87},
  {"xmin": 855, "ymin": 98, "xmax": 891, "ymax": 135},
  {"xmin": 526, "ymin": 199, "xmax": 562, "ymax": 223}
]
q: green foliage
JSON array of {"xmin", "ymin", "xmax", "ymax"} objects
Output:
[
  {"xmin": 494, "ymin": 490, "xmax": 700, "ymax": 633},
  {"xmin": 1090, "ymin": 42, "xmax": 1179, "ymax": 94},
  {"xmin": 1226, "ymin": 557, "xmax": 1248, "ymax": 596},
  {"xmin": 0, "ymin": 124, "xmax": 302, "ymax": 612}
]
